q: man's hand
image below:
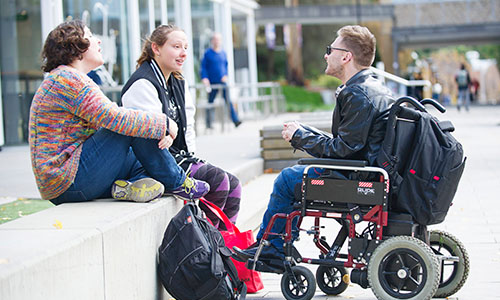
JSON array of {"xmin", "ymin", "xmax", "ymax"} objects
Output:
[
  {"xmin": 282, "ymin": 121, "xmax": 300, "ymax": 142},
  {"xmin": 202, "ymin": 78, "xmax": 211, "ymax": 93},
  {"xmin": 168, "ymin": 118, "xmax": 178, "ymax": 140},
  {"xmin": 158, "ymin": 135, "xmax": 173, "ymax": 150},
  {"xmin": 221, "ymin": 75, "xmax": 228, "ymax": 83}
]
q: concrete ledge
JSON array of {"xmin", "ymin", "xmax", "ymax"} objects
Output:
[
  {"xmin": 0, "ymin": 197, "xmax": 183, "ymax": 300},
  {"xmin": 230, "ymin": 157, "xmax": 264, "ymax": 187},
  {"xmin": 0, "ymin": 160, "xmax": 265, "ymax": 300}
]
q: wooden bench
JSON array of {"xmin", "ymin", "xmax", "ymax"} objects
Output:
[{"xmin": 260, "ymin": 112, "xmax": 332, "ymax": 172}]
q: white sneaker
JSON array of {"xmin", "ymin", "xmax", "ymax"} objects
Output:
[{"xmin": 111, "ymin": 178, "xmax": 165, "ymax": 202}]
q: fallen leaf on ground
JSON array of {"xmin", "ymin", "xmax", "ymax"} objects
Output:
[{"xmin": 53, "ymin": 220, "xmax": 63, "ymax": 229}]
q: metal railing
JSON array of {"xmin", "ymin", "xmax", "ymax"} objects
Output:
[
  {"xmin": 370, "ymin": 67, "xmax": 431, "ymax": 98},
  {"xmin": 190, "ymin": 81, "xmax": 286, "ymax": 132},
  {"xmin": 102, "ymin": 81, "xmax": 285, "ymax": 133}
]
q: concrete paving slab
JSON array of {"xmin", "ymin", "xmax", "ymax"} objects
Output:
[{"xmin": 0, "ymin": 145, "xmax": 37, "ymax": 199}]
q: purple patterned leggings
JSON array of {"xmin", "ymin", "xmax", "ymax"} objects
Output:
[{"xmin": 189, "ymin": 162, "xmax": 241, "ymax": 229}]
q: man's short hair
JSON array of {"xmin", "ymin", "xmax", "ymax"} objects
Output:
[{"xmin": 337, "ymin": 25, "xmax": 376, "ymax": 68}]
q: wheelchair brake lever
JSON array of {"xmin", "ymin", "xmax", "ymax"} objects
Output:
[
  {"xmin": 306, "ymin": 225, "xmax": 325, "ymax": 235},
  {"xmin": 349, "ymin": 204, "xmax": 363, "ymax": 224}
]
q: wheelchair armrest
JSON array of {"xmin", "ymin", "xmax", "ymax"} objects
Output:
[{"xmin": 298, "ymin": 158, "xmax": 367, "ymax": 168}]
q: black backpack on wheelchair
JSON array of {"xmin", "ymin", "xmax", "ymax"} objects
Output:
[{"xmin": 376, "ymin": 96, "xmax": 466, "ymax": 225}]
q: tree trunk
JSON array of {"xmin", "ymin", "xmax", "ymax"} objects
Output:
[{"xmin": 285, "ymin": 0, "xmax": 304, "ymax": 86}]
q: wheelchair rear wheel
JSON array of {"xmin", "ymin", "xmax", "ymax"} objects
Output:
[
  {"xmin": 315, "ymin": 265, "xmax": 348, "ymax": 295},
  {"xmin": 429, "ymin": 230, "xmax": 469, "ymax": 298},
  {"xmin": 367, "ymin": 236, "xmax": 440, "ymax": 300},
  {"xmin": 280, "ymin": 265, "xmax": 316, "ymax": 300}
]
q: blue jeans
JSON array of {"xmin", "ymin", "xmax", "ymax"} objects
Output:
[
  {"xmin": 206, "ymin": 82, "xmax": 240, "ymax": 128},
  {"xmin": 457, "ymin": 88, "xmax": 470, "ymax": 111},
  {"xmin": 257, "ymin": 165, "xmax": 322, "ymax": 249},
  {"xmin": 51, "ymin": 129, "xmax": 185, "ymax": 205}
]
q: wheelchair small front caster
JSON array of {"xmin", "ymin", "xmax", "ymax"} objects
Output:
[
  {"xmin": 316, "ymin": 265, "xmax": 348, "ymax": 295},
  {"xmin": 280, "ymin": 265, "xmax": 316, "ymax": 300}
]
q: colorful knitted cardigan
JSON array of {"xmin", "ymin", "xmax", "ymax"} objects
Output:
[{"xmin": 29, "ymin": 65, "xmax": 167, "ymax": 200}]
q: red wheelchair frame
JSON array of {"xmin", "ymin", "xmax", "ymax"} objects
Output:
[{"xmin": 245, "ymin": 158, "xmax": 468, "ymax": 300}]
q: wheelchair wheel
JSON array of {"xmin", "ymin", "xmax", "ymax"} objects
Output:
[
  {"xmin": 367, "ymin": 236, "xmax": 440, "ymax": 300},
  {"xmin": 280, "ymin": 265, "xmax": 316, "ymax": 300},
  {"xmin": 430, "ymin": 230, "xmax": 470, "ymax": 298},
  {"xmin": 315, "ymin": 265, "xmax": 348, "ymax": 295}
]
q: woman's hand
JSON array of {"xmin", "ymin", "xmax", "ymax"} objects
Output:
[
  {"xmin": 168, "ymin": 118, "xmax": 178, "ymax": 140},
  {"xmin": 158, "ymin": 135, "xmax": 174, "ymax": 150}
]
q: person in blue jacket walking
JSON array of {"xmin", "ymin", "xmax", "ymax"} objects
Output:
[{"xmin": 200, "ymin": 32, "xmax": 241, "ymax": 129}]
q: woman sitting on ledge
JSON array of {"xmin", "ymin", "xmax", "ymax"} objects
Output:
[
  {"xmin": 29, "ymin": 20, "xmax": 209, "ymax": 205},
  {"xmin": 121, "ymin": 24, "xmax": 241, "ymax": 229}
]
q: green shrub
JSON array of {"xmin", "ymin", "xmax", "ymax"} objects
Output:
[
  {"xmin": 310, "ymin": 74, "xmax": 342, "ymax": 89},
  {"xmin": 282, "ymin": 85, "xmax": 334, "ymax": 112}
]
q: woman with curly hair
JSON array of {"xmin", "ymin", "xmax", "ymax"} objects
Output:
[{"xmin": 29, "ymin": 20, "xmax": 209, "ymax": 205}]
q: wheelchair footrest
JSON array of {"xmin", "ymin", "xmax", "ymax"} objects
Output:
[{"xmin": 246, "ymin": 258, "xmax": 285, "ymax": 274}]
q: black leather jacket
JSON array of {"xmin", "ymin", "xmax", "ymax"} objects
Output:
[{"xmin": 291, "ymin": 69, "xmax": 395, "ymax": 166}]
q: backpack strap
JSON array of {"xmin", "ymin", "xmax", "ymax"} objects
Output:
[
  {"xmin": 220, "ymin": 248, "xmax": 247, "ymax": 300},
  {"xmin": 377, "ymin": 148, "xmax": 404, "ymax": 193}
]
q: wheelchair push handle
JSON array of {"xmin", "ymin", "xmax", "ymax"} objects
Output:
[
  {"xmin": 394, "ymin": 96, "xmax": 426, "ymax": 112},
  {"xmin": 421, "ymin": 98, "xmax": 446, "ymax": 113}
]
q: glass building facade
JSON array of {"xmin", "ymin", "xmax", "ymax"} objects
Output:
[{"xmin": 0, "ymin": 0, "xmax": 258, "ymax": 146}]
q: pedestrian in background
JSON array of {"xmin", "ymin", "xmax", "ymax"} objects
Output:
[
  {"xmin": 200, "ymin": 32, "xmax": 241, "ymax": 129},
  {"xmin": 29, "ymin": 20, "xmax": 209, "ymax": 205},
  {"xmin": 455, "ymin": 63, "xmax": 471, "ymax": 111}
]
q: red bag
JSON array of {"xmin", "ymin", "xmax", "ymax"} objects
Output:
[{"xmin": 200, "ymin": 198, "xmax": 264, "ymax": 293}]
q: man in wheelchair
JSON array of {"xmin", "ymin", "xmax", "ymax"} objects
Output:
[{"xmin": 233, "ymin": 25, "xmax": 395, "ymax": 262}]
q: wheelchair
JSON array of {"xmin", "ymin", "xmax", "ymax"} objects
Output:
[{"xmin": 245, "ymin": 99, "xmax": 469, "ymax": 300}]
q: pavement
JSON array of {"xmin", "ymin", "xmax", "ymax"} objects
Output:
[{"xmin": 1, "ymin": 105, "xmax": 500, "ymax": 299}]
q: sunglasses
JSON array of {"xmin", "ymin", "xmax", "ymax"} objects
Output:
[{"xmin": 326, "ymin": 46, "xmax": 350, "ymax": 55}]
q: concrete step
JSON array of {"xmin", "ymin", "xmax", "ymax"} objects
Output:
[
  {"xmin": 0, "ymin": 197, "xmax": 183, "ymax": 300},
  {"xmin": 237, "ymin": 173, "xmax": 278, "ymax": 232},
  {"xmin": 0, "ymin": 156, "xmax": 268, "ymax": 300}
]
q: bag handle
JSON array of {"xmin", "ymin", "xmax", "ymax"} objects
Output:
[{"xmin": 199, "ymin": 198, "xmax": 240, "ymax": 234}]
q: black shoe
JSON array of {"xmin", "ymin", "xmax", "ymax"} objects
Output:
[
  {"xmin": 234, "ymin": 121, "xmax": 242, "ymax": 128},
  {"xmin": 232, "ymin": 243, "xmax": 284, "ymax": 262}
]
